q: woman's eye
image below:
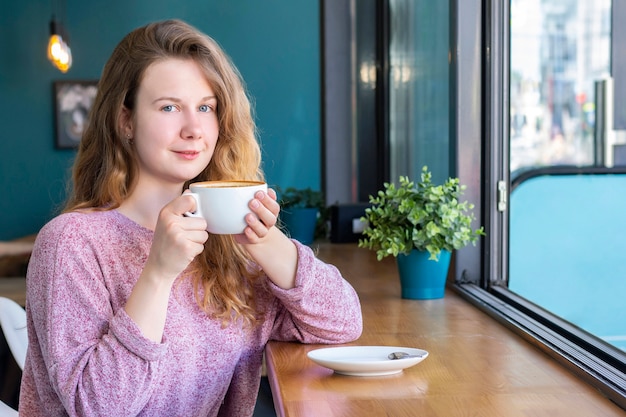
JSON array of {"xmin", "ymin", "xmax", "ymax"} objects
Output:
[
  {"xmin": 161, "ymin": 105, "xmax": 177, "ymax": 112},
  {"xmin": 199, "ymin": 104, "xmax": 209, "ymax": 113}
]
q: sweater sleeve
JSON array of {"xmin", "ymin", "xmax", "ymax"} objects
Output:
[
  {"xmin": 26, "ymin": 215, "xmax": 168, "ymax": 417},
  {"xmin": 267, "ymin": 241, "xmax": 363, "ymax": 344}
]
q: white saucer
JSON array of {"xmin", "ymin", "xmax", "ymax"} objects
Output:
[{"xmin": 307, "ymin": 346, "xmax": 428, "ymax": 376}]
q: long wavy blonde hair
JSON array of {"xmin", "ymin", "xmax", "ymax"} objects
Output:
[{"xmin": 65, "ymin": 19, "xmax": 264, "ymax": 325}]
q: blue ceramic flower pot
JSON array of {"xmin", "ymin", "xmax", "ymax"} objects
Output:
[
  {"xmin": 396, "ymin": 249, "xmax": 452, "ymax": 299},
  {"xmin": 280, "ymin": 207, "xmax": 319, "ymax": 244}
]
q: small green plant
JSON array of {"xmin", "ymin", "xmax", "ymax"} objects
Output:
[
  {"xmin": 277, "ymin": 186, "xmax": 328, "ymax": 240},
  {"xmin": 358, "ymin": 166, "xmax": 484, "ymax": 261},
  {"xmin": 278, "ymin": 187, "xmax": 325, "ymax": 209}
]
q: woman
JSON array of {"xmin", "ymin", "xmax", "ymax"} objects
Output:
[{"xmin": 20, "ymin": 19, "xmax": 362, "ymax": 416}]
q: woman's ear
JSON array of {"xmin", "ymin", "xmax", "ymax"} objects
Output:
[{"xmin": 119, "ymin": 106, "xmax": 133, "ymax": 139}]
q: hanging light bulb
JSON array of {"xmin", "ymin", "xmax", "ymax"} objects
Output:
[
  {"xmin": 47, "ymin": 19, "xmax": 72, "ymax": 73},
  {"xmin": 47, "ymin": 18, "xmax": 72, "ymax": 73}
]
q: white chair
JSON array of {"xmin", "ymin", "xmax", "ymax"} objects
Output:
[
  {"xmin": 0, "ymin": 400, "xmax": 18, "ymax": 417},
  {"xmin": 0, "ymin": 297, "xmax": 26, "ymax": 415},
  {"xmin": 0, "ymin": 297, "xmax": 27, "ymax": 370}
]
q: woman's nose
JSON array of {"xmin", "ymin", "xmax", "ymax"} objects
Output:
[{"xmin": 181, "ymin": 111, "xmax": 203, "ymax": 139}]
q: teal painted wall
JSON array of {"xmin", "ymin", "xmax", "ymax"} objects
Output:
[
  {"xmin": 412, "ymin": 1, "xmax": 450, "ymax": 185},
  {"xmin": 0, "ymin": 0, "xmax": 321, "ymax": 240}
]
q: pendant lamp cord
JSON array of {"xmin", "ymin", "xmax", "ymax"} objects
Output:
[{"xmin": 50, "ymin": 0, "xmax": 69, "ymax": 41}]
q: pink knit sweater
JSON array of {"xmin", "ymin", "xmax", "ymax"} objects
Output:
[{"xmin": 19, "ymin": 210, "xmax": 362, "ymax": 416}]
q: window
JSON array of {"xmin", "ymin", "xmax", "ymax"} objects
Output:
[{"xmin": 453, "ymin": 0, "xmax": 626, "ymax": 409}]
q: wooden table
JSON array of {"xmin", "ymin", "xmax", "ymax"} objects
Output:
[
  {"xmin": 0, "ymin": 235, "xmax": 34, "ymax": 306},
  {"xmin": 265, "ymin": 243, "xmax": 625, "ymax": 417},
  {"xmin": 0, "ymin": 277, "xmax": 26, "ymax": 306}
]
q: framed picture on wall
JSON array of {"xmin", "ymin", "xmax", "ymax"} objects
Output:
[{"xmin": 54, "ymin": 80, "xmax": 98, "ymax": 149}]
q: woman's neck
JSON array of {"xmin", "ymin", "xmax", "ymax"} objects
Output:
[{"xmin": 117, "ymin": 181, "xmax": 184, "ymax": 231}]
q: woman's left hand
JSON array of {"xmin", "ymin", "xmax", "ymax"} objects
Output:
[
  {"xmin": 236, "ymin": 187, "xmax": 299, "ymax": 289},
  {"xmin": 235, "ymin": 188, "xmax": 280, "ymax": 245}
]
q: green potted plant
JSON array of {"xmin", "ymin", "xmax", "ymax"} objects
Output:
[
  {"xmin": 277, "ymin": 187, "xmax": 327, "ymax": 244},
  {"xmin": 358, "ymin": 166, "xmax": 484, "ymax": 299}
]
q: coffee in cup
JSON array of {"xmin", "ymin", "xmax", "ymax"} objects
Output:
[{"xmin": 187, "ymin": 180, "xmax": 268, "ymax": 234}]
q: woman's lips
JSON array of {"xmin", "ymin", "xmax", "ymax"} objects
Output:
[{"xmin": 175, "ymin": 150, "xmax": 200, "ymax": 160}]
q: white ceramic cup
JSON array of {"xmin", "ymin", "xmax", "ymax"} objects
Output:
[{"xmin": 187, "ymin": 180, "xmax": 268, "ymax": 234}]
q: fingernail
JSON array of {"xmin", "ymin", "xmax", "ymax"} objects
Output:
[{"xmin": 251, "ymin": 199, "xmax": 260, "ymax": 208}]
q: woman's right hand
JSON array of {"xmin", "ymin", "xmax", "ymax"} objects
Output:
[{"xmin": 146, "ymin": 193, "xmax": 209, "ymax": 282}]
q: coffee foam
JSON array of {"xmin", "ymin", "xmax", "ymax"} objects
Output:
[{"xmin": 191, "ymin": 180, "xmax": 265, "ymax": 188}]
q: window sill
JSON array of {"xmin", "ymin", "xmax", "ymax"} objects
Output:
[{"xmin": 453, "ymin": 282, "xmax": 626, "ymax": 410}]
